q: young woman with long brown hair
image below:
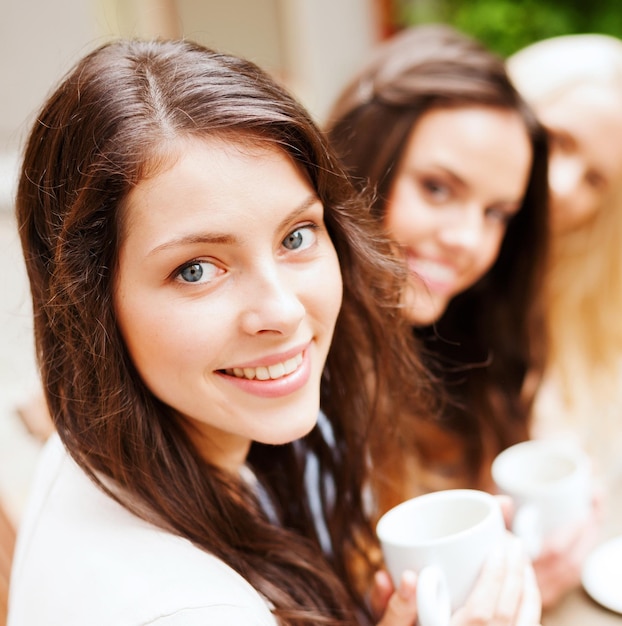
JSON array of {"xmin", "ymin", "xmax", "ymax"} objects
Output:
[
  {"xmin": 327, "ymin": 23, "xmax": 549, "ymax": 496},
  {"xmin": 7, "ymin": 38, "xmax": 540, "ymax": 625}
]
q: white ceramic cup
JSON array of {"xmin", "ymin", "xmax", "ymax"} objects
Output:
[
  {"xmin": 376, "ymin": 489, "xmax": 505, "ymax": 626},
  {"xmin": 491, "ymin": 439, "xmax": 591, "ymax": 558}
]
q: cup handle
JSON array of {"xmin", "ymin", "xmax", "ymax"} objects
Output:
[
  {"xmin": 512, "ymin": 504, "xmax": 543, "ymax": 559},
  {"xmin": 416, "ymin": 565, "xmax": 451, "ymax": 626}
]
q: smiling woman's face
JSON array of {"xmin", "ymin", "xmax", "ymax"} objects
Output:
[
  {"xmin": 384, "ymin": 106, "xmax": 532, "ymax": 326},
  {"xmin": 113, "ymin": 138, "xmax": 343, "ymax": 471},
  {"xmin": 534, "ymin": 83, "xmax": 622, "ymax": 234}
]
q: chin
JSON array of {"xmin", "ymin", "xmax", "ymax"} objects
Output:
[
  {"xmin": 410, "ymin": 312, "xmax": 443, "ymax": 327},
  {"xmin": 260, "ymin": 409, "xmax": 319, "ymax": 446},
  {"xmin": 260, "ymin": 427, "xmax": 316, "ymax": 447},
  {"xmin": 404, "ymin": 295, "xmax": 447, "ymax": 327},
  {"xmin": 403, "ymin": 285, "xmax": 450, "ymax": 327}
]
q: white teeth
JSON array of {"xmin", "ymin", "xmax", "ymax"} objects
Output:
[
  {"xmin": 226, "ymin": 352, "xmax": 303, "ymax": 381},
  {"xmin": 410, "ymin": 259, "xmax": 456, "ymax": 283},
  {"xmin": 255, "ymin": 366, "xmax": 270, "ymax": 380},
  {"xmin": 283, "ymin": 356, "xmax": 299, "ymax": 374},
  {"xmin": 268, "ymin": 363, "xmax": 285, "ymax": 379}
]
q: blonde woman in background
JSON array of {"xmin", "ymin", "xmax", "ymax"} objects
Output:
[
  {"xmin": 508, "ymin": 35, "xmax": 622, "ymax": 486},
  {"xmin": 508, "ymin": 33, "xmax": 622, "ymax": 607}
]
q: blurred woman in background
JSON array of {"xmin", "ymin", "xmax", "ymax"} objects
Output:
[
  {"xmin": 327, "ymin": 24, "xmax": 549, "ymax": 496},
  {"xmin": 507, "ymin": 34, "xmax": 622, "ymax": 608},
  {"xmin": 508, "ymin": 33, "xmax": 622, "ymax": 483}
]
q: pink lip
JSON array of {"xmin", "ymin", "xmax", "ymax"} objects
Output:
[
  {"xmin": 216, "ymin": 347, "xmax": 312, "ymax": 399},
  {"xmin": 227, "ymin": 342, "xmax": 310, "ymax": 369}
]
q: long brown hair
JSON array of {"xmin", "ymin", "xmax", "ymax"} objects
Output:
[
  {"xmin": 327, "ymin": 24, "xmax": 549, "ymax": 488},
  {"xmin": 17, "ymin": 39, "xmax": 434, "ymax": 624}
]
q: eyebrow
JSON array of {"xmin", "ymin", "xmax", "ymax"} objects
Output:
[
  {"xmin": 147, "ymin": 193, "xmax": 321, "ymax": 257},
  {"xmin": 428, "ymin": 163, "xmax": 526, "ymax": 198},
  {"xmin": 430, "ymin": 165, "xmax": 466, "ymax": 190}
]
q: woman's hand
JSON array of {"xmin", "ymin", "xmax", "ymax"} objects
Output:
[
  {"xmin": 452, "ymin": 532, "xmax": 541, "ymax": 625},
  {"xmin": 532, "ymin": 488, "xmax": 603, "ymax": 609},
  {"xmin": 372, "ymin": 569, "xmax": 419, "ymax": 626},
  {"xmin": 371, "ymin": 532, "xmax": 541, "ymax": 626}
]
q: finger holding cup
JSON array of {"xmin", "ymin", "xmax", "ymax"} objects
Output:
[{"xmin": 376, "ymin": 489, "xmax": 505, "ymax": 626}]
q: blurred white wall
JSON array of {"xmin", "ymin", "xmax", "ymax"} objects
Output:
[
  {"xmin": 0, "ymin": 1, "xmax": 100, "ymax": 156},
  {"xmin": 0, "ymin": 0, "xmax": 101, "ymax": 211},
  {"xmin": 279, "ymin": 0, "xmax": 379, "ymax": 122},
  {"xmin": 0, "ymin": 0, "xmax": 379, "ymax": 213}
]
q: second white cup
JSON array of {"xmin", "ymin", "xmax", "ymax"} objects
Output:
[
  {"xmin": 376, "ymin": 489, "xmax": 505, "ymax": 626},
  {"xmin": 491, "ymin": 439, "xmax": 591, "ymax": 558}
]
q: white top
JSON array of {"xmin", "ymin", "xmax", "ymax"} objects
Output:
[{"xmin": 8, "ymin": 434, "xmax": 278, "ymax": 626}]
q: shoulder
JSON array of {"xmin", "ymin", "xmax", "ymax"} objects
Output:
[
  {"xmin": 143, "ymin": 605, "xmax": 277, "ymax": 625},
  {"xmin": 8, "ymin": 435, "xmax": 277, "ymax": 626}
]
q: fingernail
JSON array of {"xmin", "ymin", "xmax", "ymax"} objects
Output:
[{"xmin": 399, "ymin": 570, "xmax": 417, "ymax": 599}]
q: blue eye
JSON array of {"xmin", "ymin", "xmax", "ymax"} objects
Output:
[
  {"xmin": 282, "ymin": 225, "xmax": 317, "ymax": 251},
  {"xmin": 180, "ymin": 263, "xmax": 203, "ymax": 282},
  {"xmin": 177, "ymin": 261, "xmax": 220, "ymax": 284}
]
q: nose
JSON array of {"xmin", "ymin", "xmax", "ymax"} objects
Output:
[
  {"xmin": 240, "ymin": 265, "xmax": 305, "ymax": 336},
  {"xmin": 437, "ymin": 205, "xmax": 485, "ymax": 252}
]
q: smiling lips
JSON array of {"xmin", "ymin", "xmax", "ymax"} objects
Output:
[
  {"xmin": 407, "ymin": 256, "xmax": 457, "ymax": 293},
  {"xmin": 219, "ymin": 349, "xmax": 311, "ymax": 399},
  {"xmin": 225, "ymin": 352, "xmax": 304, "ymax": 381}
]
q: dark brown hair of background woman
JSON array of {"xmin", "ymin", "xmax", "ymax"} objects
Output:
[
  {"xmin": 17, "ymin": 39, "xmax": 436, "ymax": 625},
  {"xmin": 327, "ymin": 24, "xmax": 549, "ymax": 491}
]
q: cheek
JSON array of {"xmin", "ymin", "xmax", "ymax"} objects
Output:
[
  {"xmin": 384, "ymin": 187, "xmax": 429, "ymax": 245},
  {"xmin": 115, "ymin": 285, "xmax": 210, "ymax": 387},
  {"xmin": 118, "ymin": 305, "xmax": 179, "ymax": 373},
  {"xmin": 549, "ymin": 183, "xmax": 601, "ymax": 230},
  {"xmin": 298, "ymin": 243, "xmax": 343, "ymax": 347},
  {"xmin": 319, "ymin": 251, "xmax": 343, "ymax": 330}
]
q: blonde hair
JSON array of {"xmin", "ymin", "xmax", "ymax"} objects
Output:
[
  {"xmin": 508, "ymin": 34, "xmax": 622, "ymax": 104},
  {"xmin": 508, "ymin": 35, "xmax": 622, "ymax": 464}
]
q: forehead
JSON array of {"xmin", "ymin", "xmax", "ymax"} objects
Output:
[
  {"xmin": 119, "ymin": 137, "xmax": 306, "ymax": 232},
  {"xmin": 400, "ymin": 106, "xmax": 532, "ymax": 191},
  {"xmin": 406, "ymin": 105, "xmax": 530, "ymax": 149}
]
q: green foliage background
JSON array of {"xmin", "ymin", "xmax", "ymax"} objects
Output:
[{"xmin": 395, "ymin": 0, "xmax": 622, "ymax": 57}]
